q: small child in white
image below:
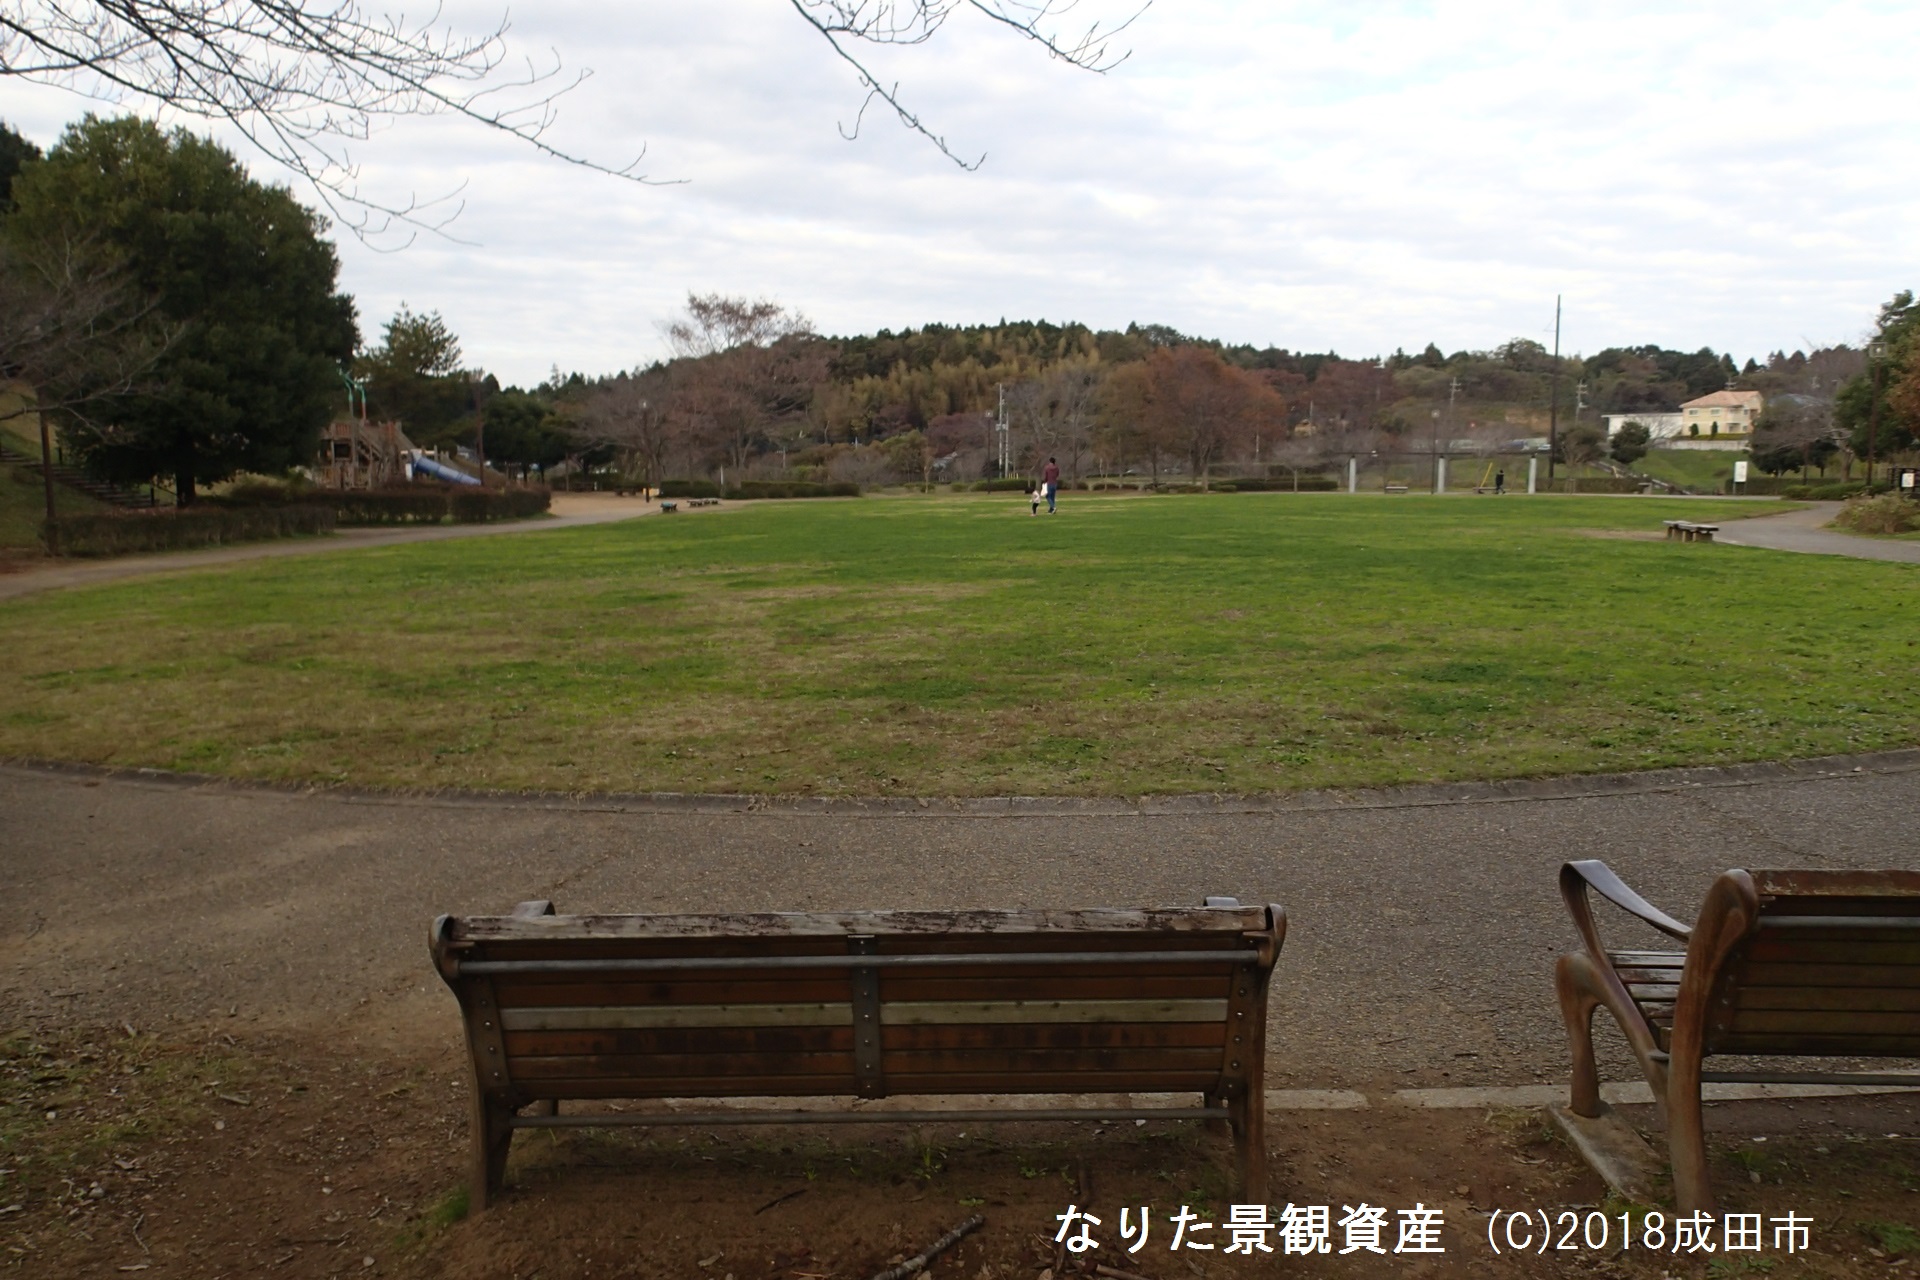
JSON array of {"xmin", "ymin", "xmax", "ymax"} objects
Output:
[{"xmin": 1029, "ymin": 488, "xmax": 1042, "ymax": 515}]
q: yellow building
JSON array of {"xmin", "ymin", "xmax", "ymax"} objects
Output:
[{"xmin": 1679, "ymin": 389, "xmax": 1763, "ymax": 438}]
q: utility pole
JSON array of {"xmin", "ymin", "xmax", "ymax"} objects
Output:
[
  {"xmin": 1866, "ymin": 341, "xmax": 1888, "ymax": 488},
  {"xmin": 995, "ymin": 383, "xmax": 1010, "ymax": 479},
  {"xmin": 1547, "ymin": 295, "xmax": 1562, "ymax": 486}
]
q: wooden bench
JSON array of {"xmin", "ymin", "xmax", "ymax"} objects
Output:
[
  {"xmin": 1663, "ymin": 519, "xmax": 1719, "ymax": 542},
  {"xmin": 432, "ymin": 899, "xmax": 1284, "ymax": 1208},
  {"xmin": 1383, "ymin": 484, "xmax": 1410, "ymax": 494},
  {"xmin": 1556, "ymin": 860, "xmax": 1920, "ymax": 1212}
]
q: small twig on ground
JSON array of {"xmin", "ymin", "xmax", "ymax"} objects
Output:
[
  {"xmin": 866, "ymin": 1214, "xmax": 985, "ymax": 1280},
  {"xmin": 754, "ymin": 1187, "xmax": 808, "ymax": 1215}
]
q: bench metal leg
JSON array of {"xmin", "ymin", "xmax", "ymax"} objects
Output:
[
  {"xmin": 471, "ymin": 1094, "xmax": 516, "ymax": 1211},
  {"xmin": 1202, "ymin": 1087, "xmax": 1230, "ymax": 1137}
]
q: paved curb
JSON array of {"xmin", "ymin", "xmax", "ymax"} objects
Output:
[{"xmin": 4, "ymin": 747, "xmax": 1917, "ymax": 819}]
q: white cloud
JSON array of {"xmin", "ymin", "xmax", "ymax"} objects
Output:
[{"xmin": 3, "ymin": 0, "xmax": 1917, "ymax": 382}]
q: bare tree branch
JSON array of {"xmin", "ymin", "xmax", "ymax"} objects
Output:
[
  {"xmin": 0, "ymin": 1, "xmax": 676, "ymax": 244},
  {"xmin": 786, "ymin": 0, "xmax": 1146, "ymax": 168},
  {"xmin": 0, "ymin": 232, "xmax": 173, "ymax": 426},
  {"xmin": 2, "ymin": 1, "xmax": 1145, "ymax": 241}
]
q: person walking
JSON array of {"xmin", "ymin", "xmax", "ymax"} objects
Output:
[
  {"xmin": 1042, "ymin": 457, "xmax": 1061, "ymax": 514},
  {"xmin": 1493, "ymin": 468, "xmax": 1506, "ymax": 496}
]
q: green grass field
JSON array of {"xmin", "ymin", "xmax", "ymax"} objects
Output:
[
  {"xmin": 1, "ymin": 492, "xmax": 1916, "ymax": 796},
  {"xmin": 1631, "ymin": 447, "xmax": 1750, "ymax": 492}
]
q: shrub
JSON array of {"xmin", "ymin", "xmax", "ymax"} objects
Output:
[
  {"xmin": 302, "ymin": 486, "xmax": 550, "ymax": 526},
  {"xmin": 49, "ymin": 505, "xmax": 335, "ymax": 556},
  {"xmin": 659, "ymin": 479, "xmax": 722, "ymax": 499},
  {"xmin": 724, "ymin": 480, "xmax": 860, "ymax": 500},
  {"xmin": 324, "ymin": 488, "xmax": 454, "ymax": 525},
  {"xmin": 1558, "ymin": 476, "xmax": 1642, "ymax": 494},
  {"xmin": 450, "ymin": 487, "xmax": 551, "ymax": 522},
  {"xmin": 1733, "ymin": 476, "xmax": 1873, "ymax": 498},
  {"xmin": 1833, "ymin": 493, "xmax": 1920, "ymax": 535},
  {"xmin": 970, "ymin": 478, "xmax": 1030, "ymax": 493},
  {"xmin": 1230, "ymin": 475, "xmax": 1340, "ymax": 492}
]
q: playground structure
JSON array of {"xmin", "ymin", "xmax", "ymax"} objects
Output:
[
  {"xmin": 317, "ymin": 419, "xmax": 487, "ymax": 490},
  {"xmin": 319, "ymin": 418, "xmax": 413, "ymax": 490}
]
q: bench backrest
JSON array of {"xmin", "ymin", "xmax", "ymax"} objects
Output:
[
  {"xmin": 432, "ymin": 902, "xmax": 1284, "ymax": 1108},
  {"xmin": 1684, "ymin": 870, "xmax": 1920, "ymax": 1058}
]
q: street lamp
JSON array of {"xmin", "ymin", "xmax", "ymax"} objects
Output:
[{"xmin": 1866, "ymin": 340, "xmax": 1889, "ymax": 489}]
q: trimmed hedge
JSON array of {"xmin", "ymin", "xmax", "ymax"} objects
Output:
[
  {"xmin": 970, "ymin": 478, "xmax": 1032, "ymax": 492},
  {"xmin": 1735, "ymin": 478, "xmax": 1884, "ymax": 500},
  {"xmin": 49, "ymin": 505, "xmax": 335, "ymax": 557},
  {"xmin": 723, "ymin": 480, "xmax": 860, "ymax": 500},
  {"xmin": 308, "ymin": 487, "xmax": 551, "ymax": 525},
  {"xmin": 1229, "ymin": 475, "xmax": 1341, "ymax": 492},
  {"xmin": 450, "ymin": 488, "xmax": 551, "ymax": 522},
  {"xmin": 1554, "ymin": 476, "xmax": 1643, "ymax": 494},
  {"xmin": 659, "ymin": 479, "xmax": 722, "ymax": 499},
  {"xmin": 323, "ymin": 489, "xmax": 452, "ymax": 525}
]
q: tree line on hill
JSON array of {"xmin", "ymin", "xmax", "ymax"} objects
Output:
[{"xmin": 3, "ymin": 114, "xmax": 1916, "ymax": 504}]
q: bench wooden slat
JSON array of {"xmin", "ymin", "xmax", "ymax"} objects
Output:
[
  {"xmin": 506, "ymin": 1027, "xmax": 853, "ymax": 1056},
  {"xmin": 491, "ymin": 973, "xmax": 1233, "ymax": 1007},
  {"xmin": 502, "ymin": 1021, "xmax": 1227, "ymax": 1059},
  {"xmin": 455, "ymin": 907, "xmax": 1272, "ymax": 941},
  {"xmin": 502, "ymin": 1003, "xmax": 853, "ymax": 1031},
  {"xmin": 1721, "ymin": 986, "xmax": 1920, "ymax": 1012},
  {"xmin": 1724, "ymin": 1010, "xmax": 1920, "ymax": 1037},
  {"xmin": 884, "ymin": 999, "xmax": 1229, "ymax": 1025},
  {"xmin": 500, "ymin": 997, "xmax": 1231, "ymax": 1032},
  {"xmin": 1747, "ymin": 938, "xmax": 1920, "ymax": 964},
  {"xmin": 1736, "ymin": 962, "xmax": 1920, "ymax": 987},
  {"xmin": 512, "ymin": 1070, "xmax": 1229, "ymax": 1098}
]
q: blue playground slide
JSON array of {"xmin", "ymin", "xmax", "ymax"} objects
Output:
[{"xmin": 409, "ymin": 453, "xmax": 481, "ymax": 486}]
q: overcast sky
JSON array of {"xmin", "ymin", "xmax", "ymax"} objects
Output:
[{"xmin": 4, "ymin": 1, "xmax": 1918, "ymax": 386}]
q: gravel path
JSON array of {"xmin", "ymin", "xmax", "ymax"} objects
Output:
[
  {"xmin": 1716, "ymin": 500, "xmax": 1920, "ymax": 563},
  {"xmin": 5, "ymin": 752, "xmax": 1917, "ymax": 1090}
]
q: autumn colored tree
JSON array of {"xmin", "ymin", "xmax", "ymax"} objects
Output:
[{"xmin": 1109, "ymin": 347, "xmax": 1285, "ymax": 488}]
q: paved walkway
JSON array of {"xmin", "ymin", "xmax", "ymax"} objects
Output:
[
  {"xmin": 5, "ymin": 750, "xmax": 1917, "ymax": 1090},
  {"xmin": 0, "ymin": 493, "xmax": 670, "ymax": 603},
  {"xmin": 1716, "ymin": 500, "xmax": 1920, "ymax": 563}
]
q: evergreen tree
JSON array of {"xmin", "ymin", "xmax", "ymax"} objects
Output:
[{"xmin": 6, "ymin": 116, "xmax": 358, "ymax": 502}]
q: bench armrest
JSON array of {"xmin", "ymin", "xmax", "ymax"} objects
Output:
[{"xmin": 1560, "ymin": 859, "xmax": 1691, "ymax": 959}]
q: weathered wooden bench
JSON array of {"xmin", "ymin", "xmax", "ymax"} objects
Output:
[
  {"xmin": 1384, "ymin": 484, "xmax": 1410, "ymax": 494},
  {"xmin": 1663, "ymin": 519, "xmax": 1718, "ymax": 542},
  {"xmin": 1556, "ymin": 861, "xmax": 1920, "ymax": 1212},
  {"xmin": 432, "ymin": 899, "xmax": 1284, "ymax": 1208}
]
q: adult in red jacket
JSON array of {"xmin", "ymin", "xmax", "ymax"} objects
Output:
[{"xmin": 1041, "ymin": 457, "xmax": 1061, "ymax": 513}]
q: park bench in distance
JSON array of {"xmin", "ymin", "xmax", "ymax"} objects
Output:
[
  {"xmin": 1663, "ymin": 519, "xmax": 1719, "ymax": 542},
  {"xmin": 431, "ymin": 898, "xmax": 1285, "ymax": 1209},
  {"xmin": 1555, "ymin": 860, "xmax": 1920, "ymax": 1212}
]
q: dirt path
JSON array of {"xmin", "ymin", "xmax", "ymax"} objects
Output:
[
  {"xmin": 0, "ymin": 493, "xmax": 682, "ymax": 603},
  {"xmin": 8, "ymin": 749, "xmax": 1919, "ymax": 1090},
  {"xmin": 1716, "ymin": 500, "xmax": 1920, "ymax": 563}
]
